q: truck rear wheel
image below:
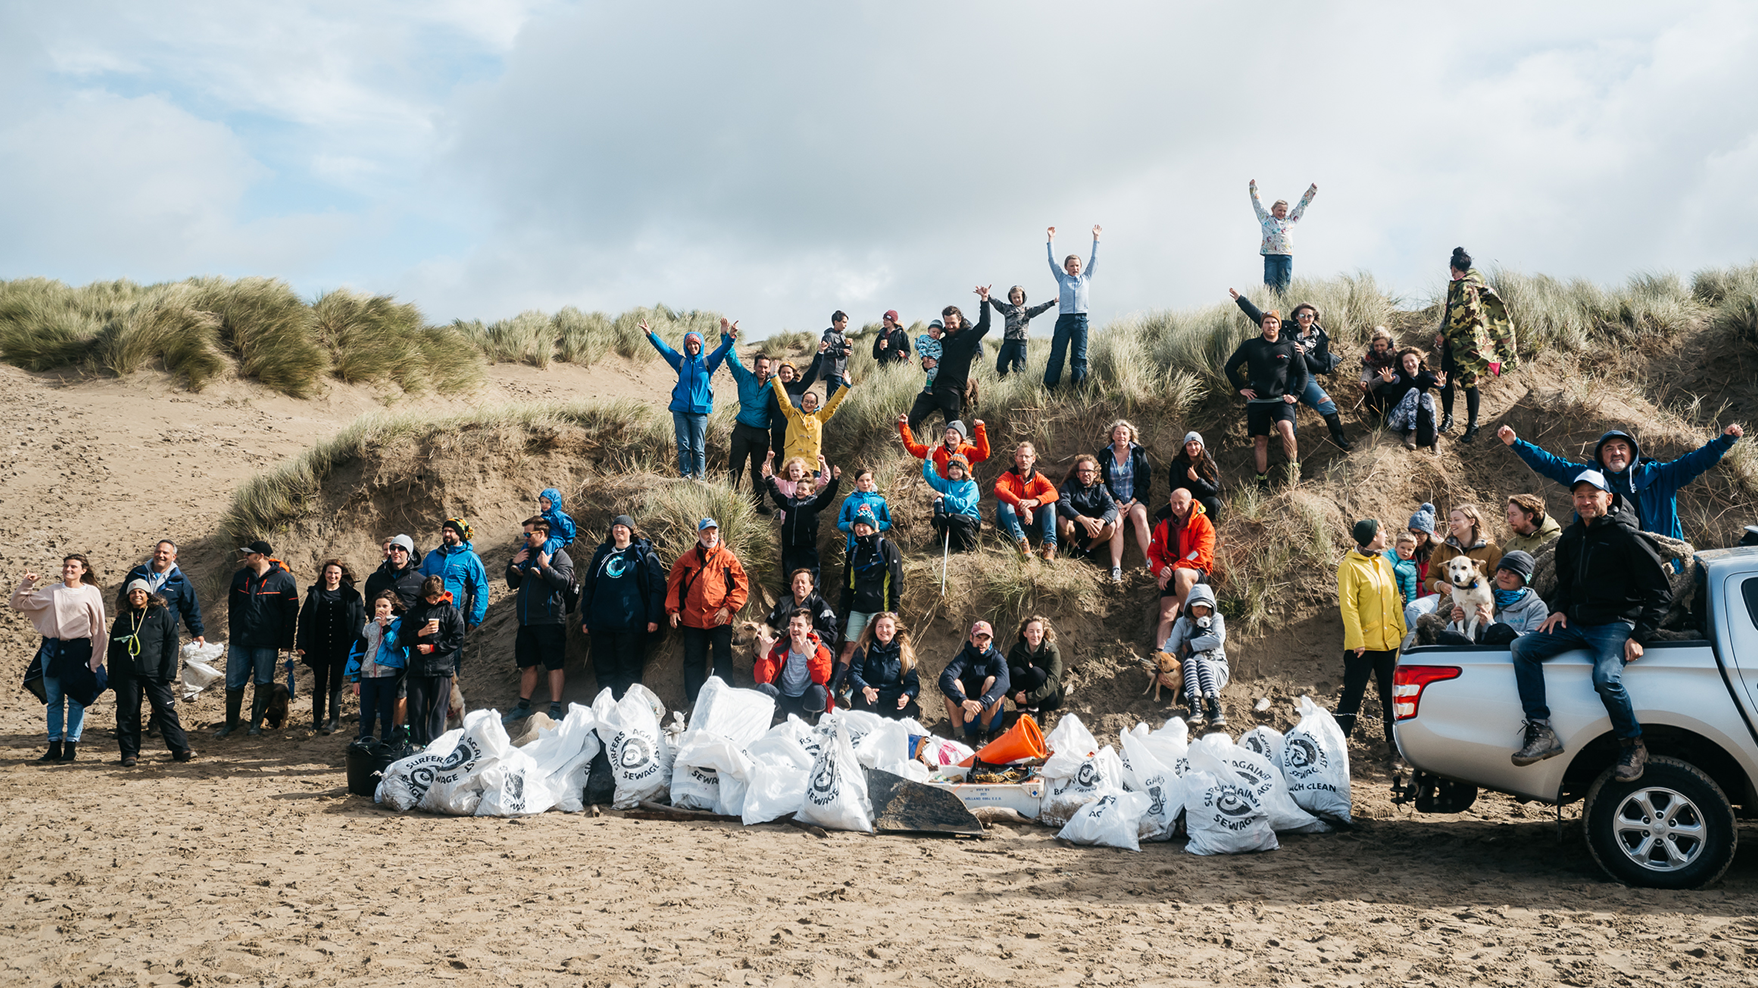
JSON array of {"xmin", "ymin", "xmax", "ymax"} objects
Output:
[{"xmin": 1583, "ymin": 756, "xmax": 1736, "ymax": 889}]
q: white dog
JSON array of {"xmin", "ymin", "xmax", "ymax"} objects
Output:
[{"xmin": 1441, "ymin": 556, "xmax": 1495, "ymax": 642}]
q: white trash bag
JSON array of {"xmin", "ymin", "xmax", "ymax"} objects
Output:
[
  {"xmin": 743, "ymin": 725, "xmax": 816, "ymax": 825},
  {"xmin": 1141, "ymin": 719, "xmax": 1192, "ymax": 777},
  {"xmin": 592, "ymin": 686, "xmax": 672, "ymax": 809},
  {"xmin": 1239, "ymin": 725, "xmax": 1285, "ymax": 773},
  {"xmin": 1119, "ymin": 728, "xmax": 1185, "ymax": 842},
  {"xmin": 1193, "ymin": 734, "xmax": 1327, "ymax": 835},
  {"xmin": 1057, "ymin": 790, "xmax": 1152, "ymax": 851},
  {"xmin": 670, "ymin": 731, "xmax": 753, "ymax": 814},
  {"xmin": 520, "ymin": 703, "xmax": 602, "ymax": 813},
  {"xmin": 1184, "ymin": 743, "xmax": 1279, "ymax": 855},
  {"xmin": 1282, "ymin": 695, "xmax": 1354, "ymax": 824},
  {"xmin": 475, "ymin": 748, "xmax": 559, "ymax": 817},
  {"xmin": 375, "ymin": 727, "xmax": 463, "ymax": 811},
  {"xmin": 179, "ymin": 641, "xmax": 226, "ymax": 700},
  {"xmin": 796, "ymin": 719, "xmax": 874, "ymax": 833},
  {"xmin": 420, "ymin": 710, "xmax": 517, "ymax": 816},
  {"xmin": 1041, "ymin": 745, "xmax": 1124, "ymax": 828},
  {"xmin": 687, "ymin": 677, "xmax": 775, "ymax": 748}
]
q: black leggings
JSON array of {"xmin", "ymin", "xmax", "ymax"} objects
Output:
[
  {"xmin": 591, "ymin": 630, "xmax": 649, "ymax": 700},
  {"xmin": 1336, "ymin": 648, "xmax": 1398, "ymax": 749},
  {"xmin": 932, "ymin": 505, "xmax": 981, "ymax": 553},
  {"xmin": 907, "ymin": 387, "xmax": 962, "ymax": 434},
  {"xmin": 1006, "ymin": 665, "xmax": 1061, "ymax": 711},
  {"xmin": 310, "ymin": 656, "xmax": 348, "ymax": 724}
]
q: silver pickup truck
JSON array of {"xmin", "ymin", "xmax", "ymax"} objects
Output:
[{"xmin": 1393, "ymin": 546, "xmax": 1758, "ymax": 889}]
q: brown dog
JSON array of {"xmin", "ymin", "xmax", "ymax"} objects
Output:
[
  {"xmin": 263, "ymin": 683, "xmax": 291, "ymax": 729},
  {"xmin": 1139, "ymin": 651, "xmax": 1182, "ymax": 702}
]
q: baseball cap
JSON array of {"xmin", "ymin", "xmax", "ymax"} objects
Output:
[
  {"xmin": 970, "ymin": 620, "xmax": 993, "ymax": 639},
  {"xmin": 698, "ymin": 517, "xmax": 719, "ymax": 531},
  {"xmin": 238, "ymin": 540, "xmax": 273, "ymax": 556},
  {"xmin": 1571, "ymin": 469, "xmax": 1612, "ymax": 493}
]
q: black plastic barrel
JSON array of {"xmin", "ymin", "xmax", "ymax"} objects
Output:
[{"xmin": 346, "ymin": 738, "xmax": 401, "ymax": 797}]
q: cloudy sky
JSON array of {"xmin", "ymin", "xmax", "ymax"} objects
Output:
[{"xmin": 2, "ymin": 1, "xmax": 1755, "ymax": 336}]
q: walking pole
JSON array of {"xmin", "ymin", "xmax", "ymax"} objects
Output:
[{"xmin": 940, "ymin": 526, "xmax": 951, "ymax": 596}]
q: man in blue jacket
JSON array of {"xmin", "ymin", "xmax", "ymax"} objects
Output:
[
  {"xmin": 939, "ymin": 620, "xmax": 1011, "ymax": 742},
  {"xmin": 1496, "ymin": 423, "xmax": 1742, "ymax": 543},
  {"xmin": 719, "ymin": 319, "xmax": 774, "ymax": 515},
  {"xmin": 116, "ymin": 539, "xmax": 205, "ymax": 645},
  {"xmin": 418, "ymin": 517, "xmax": 489, "ymax": 670}
]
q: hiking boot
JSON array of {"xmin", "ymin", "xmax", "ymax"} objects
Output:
[
  {"xmin": 1185, "ymin": 697, "xmax": 1205, "ymax": 728},
  {"xmin": 1439, "ymin": 413, "xmax": 1454, "ymax": 434},
  {"xmin": 1109, "ymin": 566, "xmax": 1123, "ymax": 584},
  {"xmin": 60, "ymin": 741, "xmax": 78, "ymax": 762},
  {"xmin": 174, "ymin": 750, "xmax": 196, "ymax": 763},
  {"xmin": 121, "ymin": 756, "xmax": 138, "ymax": 768},
  {"xmin": 1510, "ymin": 719, "xmax": 1563, "ymax": 766},
  {"xmin": 1615, "ymin": 739, "xmax": 1648, "ymax": 782},
  {"xmin": 1206, "ymin": 697, "xmax": 1228, "ymax": 730},
  {"xmin": 1255, "ymin": 472, "xmax": 1270, "ymax": 492},
  {"xmin": 37, "ymin": 741, "xmax": 63, "ymax": 763},
  {"xmin": 548, "ymin": 702, "xmax": 565, "ymax": 721},
  {"xmin": 1042, "ymin": 544, "xmax": 1057, "ymax": 561},
  {"xmin": 1460, "ymin": 424, "xmax": 1480, "ymax": 444},
  {"xmin": 1017, "ymin": 538, "xmax": 1032, "ymax": 556},
  {"xmin": 1403, "ymin": 431, "xmax": 1417, "ymax": 450}
]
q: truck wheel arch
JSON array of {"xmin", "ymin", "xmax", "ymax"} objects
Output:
[{"xmin": 1559, "ymin": 725, "xmax": 1756, "ymax": 816}]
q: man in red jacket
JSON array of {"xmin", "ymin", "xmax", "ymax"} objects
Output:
[
  {"xmin": 665, "ymin": 518, "xmax": 751, "ymax": 705},
  {"xmin": 754, "ymin": 610, "xmax": 831, "ymax": 720},
  {"xmin": 1148, "ymin": 490, "xmax": 1217, "ymax": 647}
]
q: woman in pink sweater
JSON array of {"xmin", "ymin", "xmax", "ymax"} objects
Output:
[{"xmin": 12, "ymin": 554, "xmax": 108, "ymax": 762}]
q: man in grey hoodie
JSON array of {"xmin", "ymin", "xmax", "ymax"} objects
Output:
[{"xmin": 503, "ymin": 516, "xmax": 576, "ymax": 725}]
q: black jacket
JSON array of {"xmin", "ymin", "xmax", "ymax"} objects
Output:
[
  {"xmin": 840, "ymin": 533, "xmax": 902, "ymax": 616},
  {"xmin": 507, "ymin": 546, "xmax": 575, "ymax": 627},
  {"xmin": 115, "ymin": 563, "xmax": 204, "ymax": 639},
  {"xmin": 930, "ymin": 305, "xmax": 994, "ymax": 396},
  {"xmin": 820, "ymin": 327, "xmax": 854, "ymax": 381},
  {"xmin": 1099, "ymin": 442, "xmax": 1153, "ymax": 505},
  {"xmin": 766, "ymin": 590, "xmax": 840, "ymax": 643},
  {"xmin": 766, "ymin": 475, "xmax": 840, "ymax": 548},
  {"xmin": 1223, "ymin": 334, "xmax": 1309, "ymax": 400},
  {"xmin": 1371, "ymin": 367, "xmax": 1441, "ymax": 408},
  {"xmin": 365, "ymin": 550, "xmax": 426, "ymax": 610},
  {"xmin": 872, "ymin": 327, "xmax": 911, "ymax": 365},
  {"xmin": 1057, "ymin": 478, "xmax": 1119, "ymax": 523},
  {"xmin": 1007, "ymin": 638, "xmax": 1064, "ymax": 707},
  {"xmin": 402, "ymin": 595, "xmax": 467, "ymax": 676},
  {"xmin": 228, "ymin": 561, "xmax": 300, "ymax": 650},
  {"xmin": 1166, "ymin": 451, "xmax": 1222, "ymax": 507},
  {"xmin": 296, "ymin": 583, "xmax": 365, "ymax": 666},
  {"xmin": 1235, "ymin": 296, "xmax": 1337, "ymax": 375},
  {"xmin": 1551, "ymin": 508, "xmax": 1671, "ymax": 642},
  {"xmin": 848, "ymin": 636, "xmax": 920, "ymax": 700},
  {"xmin": 581, "ymin": 538, "xmax": 666, "ymax": 633},
  {"xmin": 109, "ymin": 602, "xmax": 181, "ymax": 681},
  {"xmin": 939, "ymin": 642, "xmax": 1009, "ymax": 707}
]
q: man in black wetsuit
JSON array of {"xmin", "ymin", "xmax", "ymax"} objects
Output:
[
  {"xmin": 1223, "ymin": 304, "xmax": 1308, "ymax": 490},
  {"xmin": 907, "ymin": 287, "xmax": 993, "ymax": 433}
]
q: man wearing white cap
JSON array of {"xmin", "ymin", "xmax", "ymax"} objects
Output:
[{"xmin": 1509, "ymin": 469, "xmax": 1671, "ymax": 782}]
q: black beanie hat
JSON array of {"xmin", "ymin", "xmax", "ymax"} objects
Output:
[{"xmin": 1352, "ymin": 518, "xmax": 1380, "ymax": 548}]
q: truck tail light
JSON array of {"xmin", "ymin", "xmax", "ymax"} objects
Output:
[{"xmin": 1393, "ymin": 665, "xmax": 1460, "ymax": 721}]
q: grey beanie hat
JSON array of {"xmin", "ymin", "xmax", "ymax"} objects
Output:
[
  {"xmin": 1407, "ymin": 502, "xmax": 1437, "ymax": 537},
  {"xmin": 1183, "ymin": 431, "xmax": 1204, "ymax": 448},
  {"xmin": 1497, "ymin": 550, "xmax": 1535, "ymax": 583},
  {"xmin": 389, "ymin": 534, "xmax": 415, "ymax": 554},
  {"xmin": 611, "ymin": 514, "xmax": 636, "ymax": 532},
  {"xmin": 945, "ymin": 420, "xmax": 968, "ymax": 441}
]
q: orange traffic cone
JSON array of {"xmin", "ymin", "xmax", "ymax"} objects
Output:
[{"xmin": 961, "ymin": 713, "xmax": 1048, "ymax": 766}]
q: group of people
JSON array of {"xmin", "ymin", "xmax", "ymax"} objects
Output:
[{"xmin": 1333, "ymin": 416, "xmax": 1742, "ymax": 781}]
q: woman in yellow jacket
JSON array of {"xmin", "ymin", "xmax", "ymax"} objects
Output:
[
  {"xmin": 769, "ymin": 377, "xmax": 850, "ymax": 464},
  {"xmin": 1335, "ymin": 518, "xmax": 1406, "ymax": 765}
]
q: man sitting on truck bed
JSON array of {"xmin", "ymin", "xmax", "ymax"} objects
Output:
[{"xmin": 1509, "ymin": 469, "xmax": 1672, "ymax": 782}]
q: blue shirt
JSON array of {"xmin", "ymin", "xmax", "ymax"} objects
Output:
[
  {"xmin": 723, "ymin": 343, "xmax": 773, "ymax": 429},
  {"xmin": 1048, "ymin": 240, "xmax": 1097, "ymax": 314}
]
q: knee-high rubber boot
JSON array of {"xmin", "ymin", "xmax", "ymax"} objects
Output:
[
  {"xmin": 1322, "ymin": 412, "xmax": 1353, "ymax": 451},
  {"xmin": 246, "ymin": 685, "xmax": 268, "ymax": 736},
  {"xmin": 214, "ymin": 689, "xmax": 245, "ymax": 738},
  {"xmin": 327, "ymin": 689, "xmax": 342, "ymax": 734},
  {"xmin": 312, "ymin": 690, "xmax": 326, "ymax": 732}
]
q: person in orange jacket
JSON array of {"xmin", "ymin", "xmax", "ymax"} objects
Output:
[
  {"xmin": 665, "ymin": 518, "xmax": 750, "ymax": 704},
  {"xmin": 753, "ymin": 609, "xmax": 833, "ymax": 720},
  {"xmin": 994, "ymin": 442, "xmax": 1060, "ymax": 559},
  {"xmin": 1148, "ymin": 489, "xmax": 1216, "ymax": 646},
  {"xmin": 897, "ymin": 415, "xmax": 989, "ymax": 479}
]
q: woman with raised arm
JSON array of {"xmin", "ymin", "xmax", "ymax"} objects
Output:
[
  {"xmin": 644, "ymin": 318, "xmax": 735, "ymax": 479},
  {"xmin": 13, "ymin": 554, "xmax": 107, "ymax": 763}
]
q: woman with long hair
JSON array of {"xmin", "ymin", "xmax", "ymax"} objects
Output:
[
  {"xmin": 13, "ymin": 554, "xmax": 107, "ymax": 762},
  {"xmin": 846, "ymin": 612, "xmax": 920, "ymax": 720},
  {"xmin": 1006, "ymin": 615, "xmax": 1064, "ymax": 715},
  {"xmin": 110, "ymin": 578, "xmax": 192, "ymax": 765},
  {"xmin": 1436, "ymin": 246, "xmax": 1516, "ymax": 443},
  {"xmin": 1100, "ymin": 419, "xmax": 1154, "ymax": 582},
  {"xmin": 297, "ymin": 559, "xmax": 364, "ymax": 734},
  {"xmin": 1163, "ymin": 432, "xmax": 1222, "ymax": 522}
]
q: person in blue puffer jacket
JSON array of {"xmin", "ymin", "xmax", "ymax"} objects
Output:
[
  {"xmin": 536, "ymin": 488, "xmax": 577, "ymax": 558},
  {"xmin": 645, "ymin": 319, "xmax": 735, "ymax": 479},
  {"xmin": 835, "ymin": 468, "xmax": 893, "ymax": 552},
  {"xmin": 417, "ymin": 517, "xmax": 490, "ymax": 629},
  {"xmin": 1496, "ymin": 424, "xmax": 1743, "ymax": 545}
]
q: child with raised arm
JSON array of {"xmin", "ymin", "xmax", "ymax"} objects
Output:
[
  {"xmin": 1043, "ymin": 225, "xmax": 1100, "ymax": 389},
  {"xmin": 1250, "ymin": 179, "xmax": 1317, "ymax": 293},
  {"xmin": 989, "ymin": 286, "xmax": 1056, "ymax": 378}
]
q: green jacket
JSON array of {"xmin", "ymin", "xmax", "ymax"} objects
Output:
[
  {"xmin": 1440, "ymin": 268, "xmax": 1516, "ymax": 384},
  {"xmin": 1503, "ymin": 514, "xmax": 1561, "ymax": 557}
]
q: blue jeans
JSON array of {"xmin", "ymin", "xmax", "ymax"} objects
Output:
[
  {"xmin": 226, "ymin": 645, "xmax": 278, "ymax": 690},
  {"xmin": 671, "ymin": 411, "xmax": 708, "ymax": 478},
  {"xmin": 1263, "ymin": 254, "xmax": 1292, "ymax": 292},
  {"xmin": 43, "ymin": 674, "xmax": 87, "ymax": 742},
  {"xmin": 1510, "ymin": 620, "xmax": 1641, "ymax": 739},
  {"xmin": 1299, "ymin": 377, "xmax": 1338, "ymax": 416},
  {"xmin": 1043, "ymin": 313, "xmax": 1088, "ymax": 388},
  {"xmin": 996, "ymin": 339, "xmax": 1028, "ymax": 377},
  {"xmin": 996, "ymin": 501, "xmax": 1056, "ymax": 547}
]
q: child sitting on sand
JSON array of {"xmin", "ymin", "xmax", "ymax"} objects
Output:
[
  {"xmin": 1162, "ymin": 583, "xmax": 1228, "ymax": 731},
  {"xmin": 537, "ymin": 487, "xmax": 577, "ymax": 558}
]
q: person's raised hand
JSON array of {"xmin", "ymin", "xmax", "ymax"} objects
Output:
[
  {"xmin": 1091, "ymin": 224, "xmax": 1101, "ymax": 238},
  {"xmin": 1434, "ymin": 371, "xmax": 1447, "ymax": 387},
  {"xmin": 972, "ymin": 419, "xmax": 983, "ymax": 428},
  {"xmin": 1046, "ymin": 226, "xmax": 1056, "ymax": 240},
  {"xmin": 1497, "ymin": 425, "xmax": 1517, "ymax": 446},
  {"xmin": 1228, "ymin": 288, "xmax": 1240, "ymax": 300},
  {"xmin": 21, "ymin": 571, "xmax": 38, "ymax": 585},
  {"xmin": 1379, "ymin": 366, "xmax": 1397, "ymax": 382},
  {"xmin": 818, "ymin": 340, "xmax": 830, "ymax": 353},
  {"xmin": 1725, "ymin": 423, "xmax": 1744, "ymax": 439},
  {"xmin": 1308, "ymin": 183, "xmax": 1318, "ymax": 192},
  {"xmin": 832, "ymin": 465, "xmax": 842, "ymax": 479},
  {"xmin": 639, "ymin": 319, "xmax": 651, "ymax": 333}
]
